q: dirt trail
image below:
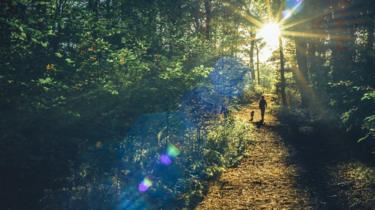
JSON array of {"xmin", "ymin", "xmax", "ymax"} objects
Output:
[{"xmin": 196, "ymin": 95, "xmax": 317, "ymax": 209}]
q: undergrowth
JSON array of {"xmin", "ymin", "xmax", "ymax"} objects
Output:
[{"xmin": 41, "ymin": 108, "xmax": 251, "ymax": 210}]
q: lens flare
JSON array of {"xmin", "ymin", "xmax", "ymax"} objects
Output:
[
  {"xmin": 209, "ymin": 57, "xmax": 250, "ymax": 98},
  {"xmin": 138, "ymin": 177, "xmax": 153, "ymax": 192},
  {"xmin": 167, "ymin": 144, "xmax": 180, "ymax": 158},
  {"xmin": 286, "ymin": 0, "xmax": 303, "ymax": 9},
  {"xmin": 282, "ymin": 10, "xmax": 293, "ymax": 19},
  {"xmin": 282, "ymin": 0, "xmax": 304, "ymax": 22},
  {"xmin": 160, "ymin": 154, "xmax": 172, "ymax": 165}
]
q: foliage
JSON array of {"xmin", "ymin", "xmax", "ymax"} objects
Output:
[
  {"xmin": 0, "ymin": 0, "xmax": 256, "ymax": 209},
  {"xmin": 275, "ymin": 0, "xmax": 375, "ymax": 150},
  {"xmin": 1, "ymin": 0, "xmax": 374, "ymax": 209}
]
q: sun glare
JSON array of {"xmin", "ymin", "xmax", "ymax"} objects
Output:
[
  {"xmin": 257, "ymin": 22, "xmax": 281, "ymax": 49},
  {"xmin": 257, "ymin": 22, "xmax": 281, "ymax": 61}
]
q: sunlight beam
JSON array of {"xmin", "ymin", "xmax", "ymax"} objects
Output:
[
  {"xmin": 265, "ymin": 0, "xmax": 273, "ymax": 20},
  {"xmin": 225, "ymin": 3, "xmax": 263, "ymax": 28},
  {"xmin": 282, "ymin": 10, "xmax": 331, "ymax": 30},
  {"xmin": 275, "ymin": 1, "xmax": 285, "ymax": 22},
  {"xmin": 282, "ymin": 30, "xmax": 351, "ymax": 41},
  {"xmin": 282, "ymin": 3, "xmax": 362, "ymax": 31}
]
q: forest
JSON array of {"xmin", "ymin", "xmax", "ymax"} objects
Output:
[{"xmin": 0, "ymin": 0, "xmax": 374, "ymax": 209}]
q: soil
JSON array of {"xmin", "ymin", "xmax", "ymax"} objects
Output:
[{"xmin": 196, "ymin": 95, "xmax": 375, "ymax": 209}]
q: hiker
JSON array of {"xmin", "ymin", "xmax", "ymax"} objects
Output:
[
  {"xmin": 259, "ymin": 95, "xmax": 267, "ymax": 123},
  {"xmin": 250, "ymin": 110, "xmax": 254, "ymax": 121}
]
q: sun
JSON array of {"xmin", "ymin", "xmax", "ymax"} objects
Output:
[
  {"xmin": 256, "ymin": 22, "xmax": 281, "ymax": 61},
  {"xmin": 257, "ymin": 22, "xmax": 281, "ymax": 49}
]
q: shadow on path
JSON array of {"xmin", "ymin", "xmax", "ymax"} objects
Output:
[
  {"xmin": 271, "ymin": 119, "xmax": 375, "ymax": 209},
  {"xmin": 196, "ymin": 95, "xmax": 375, "ymax": 209}
]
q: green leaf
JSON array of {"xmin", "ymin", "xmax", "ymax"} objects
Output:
[
  {"xmin": 41, "ymin": 41, "xmax": 48, "ymax": 48},
  {"xmin": 361, "ymin": 91, "xmax": 375, "ymax": 101},
  {"xmin": 55, "ymin": 52, "xmax": 63, "ymax": 58},
  {"xmin": 38, "ymin": 77, "xmax": 53, "ymax": 85},
  {"xmin": 358, "ymin": 134, "xmax": 370, "ymax": 143},
  {"xmin": 20, "ymin": 32, "xmax": 27, "ymax": 40},
  {"xmin": 65, "ymin": 58, "xmax": 74, "ymax": 64},
  {"xmin": 48, "ymin": 29, "xmax": 55, "ymax": 36}
]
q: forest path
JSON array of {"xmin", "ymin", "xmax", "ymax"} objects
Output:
[{"xmin": 196, "ymin": 94, "xmax": 317, "ymax": 209}]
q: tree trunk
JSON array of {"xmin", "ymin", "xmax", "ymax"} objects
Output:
[
  {"xmin": 367, "ymin": 20, "xmax": 374, "ymax": 52},
  {"xmin": 256, "ymin": 42, "xmax": 260, "ymax": 85},
  {"xmin": 88, "ymin": 0, "xmax": 99, "ymax": 13},
  {"xmin": 250, "ymin": 32, "xmax": 255, "ymax": 80},
  {"xmin": 295, "ymin": 38, "xmax": 310, "ymax": 107},
  {"xmin": 366, "ymin": 19, "xmax": 374, "ymax": 84},
  {"xmin": 279, "ymin": 37, "xmax": 287, "ymax": 106},
  {"xmin": 105, "ymin": 0, "xmax": 111, "ymax": 17},
  {"xmin": 204, "ymin": 0, "xmax": 211, "ymax": 40}
]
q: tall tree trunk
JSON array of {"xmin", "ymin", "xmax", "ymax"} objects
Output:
[
  {"xmin": 256, "ymin": 42, "xmax": 260, "ymax": 85},
  {"xmin": 330, "ymin": 6, "xmax": 356, "ymax": 82},
  {"xmin": 105, "ymin": 0, "xmax": 111, "ymax": 17},
  {"xmin": 366, "ymin": 19, "xmax": 374, "ymax": 84},
  {"xmin": 295, "ymin": 38, "xmax": 310, "ymax": 107},
  {"xmin": 192, "ymin": 1, "xmax": 201, "ymax": 34},
  {"xmin": 279, "ymin": 37, "xmax": 287, "ymax": 106},
  {"xmin": 88, "ymin": 0, "xmax": 99, "ymax": 14},
  {"xmin": 249, "ymin": 32, "xmax": 255, "ymax": 80},
  {"xmin": 367, "ymin": 19, "xmax": 374, "ymax": 52},
  {"xmin": 204, "ymin": 0, "xmax": 211, "ymax": 40}
]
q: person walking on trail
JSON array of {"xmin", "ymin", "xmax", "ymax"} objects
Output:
[{"xmin": 259, "ymin": 95, "xmax": 267, "ymax": 123}]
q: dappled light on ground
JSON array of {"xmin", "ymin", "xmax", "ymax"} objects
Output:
[
  {"xmin": 329, "ymin": 162, "xmax": 375, "ymax": 208},
  {"xmin": 197, "ymin": 95, "xmax": 375, "ymax": 209},
  {"xmin": 197, "ymin": 96, "xmax": 316, "ymax": 209}
]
